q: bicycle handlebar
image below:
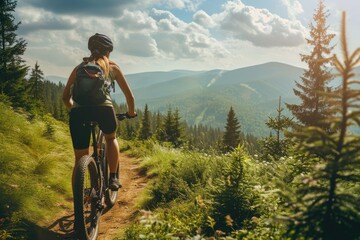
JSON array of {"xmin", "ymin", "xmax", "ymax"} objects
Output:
[{"xmin": 116, "ymin": 112, "xmax": 137, "ymax": 121}]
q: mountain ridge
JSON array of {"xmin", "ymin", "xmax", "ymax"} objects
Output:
[{"xmin": 46, "ymin": 62, "xmax": 306, "ymax": 136}]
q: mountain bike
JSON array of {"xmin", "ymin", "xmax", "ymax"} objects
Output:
[{"xmin": 73, "ymin": 113, "xmax": 135, "ymax": 240}]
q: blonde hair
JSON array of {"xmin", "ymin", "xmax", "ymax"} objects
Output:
[
  {"xmin": 83, "ymin": 54, "xmax": 110, "ymax": 78},
  {"xmin": 96, "ymin": 55, "xmax": 110, "ymax": 78}
]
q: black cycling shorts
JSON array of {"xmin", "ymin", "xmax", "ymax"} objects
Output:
[{"xmin": 69, "ymin": 106, "xmax": 117, "ymax": 149}]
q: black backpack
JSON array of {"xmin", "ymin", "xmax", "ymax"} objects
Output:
[{"xmin": 72, "ymin": 63, "xmax": 114, "ymax": 105}]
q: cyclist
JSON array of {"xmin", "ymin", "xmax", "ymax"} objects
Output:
[{"xmin": 62, "ymin": 33, "xmax": 136, "ymax": 191}]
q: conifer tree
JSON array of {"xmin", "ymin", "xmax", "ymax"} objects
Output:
[
  {"xmin": 283, "ymin": 13, "xmax": 360, "ymax": 240},
  {"xmin": 261, "ymin": 97, "xmax": 293, "ymax": 160},
  {"xmin": 138, "ymin": 104, "xmax": 152, "ymax": 140},
  {"xmin": 156, "ymin": 107, "xmax": 183, "ymax": 147},
  {"xmin": 171, "ymin": 108, "xmax": 183, "ymax": 147},
  {"xmin": 222, "ymin": 106, "xmax": 241, "ymax": 152},
  {"xmin": 28, "ymin": 62, "xmax": 45, "ymax": 101},
  {"xmin": 0, "ymin": 0, "xmax": 28, "ymax": 98},
  {"xmin": 286, "ymin": 0, "xmax": 335, "ymax": 130}
]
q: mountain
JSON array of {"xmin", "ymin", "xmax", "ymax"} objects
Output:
[
  {"xmin": 49, "ymin": 62, "xmax": 360, "ymax": 136},
  {"xmin": 112, "ymin": 62, "xmax": 305, "ymax": 136}
]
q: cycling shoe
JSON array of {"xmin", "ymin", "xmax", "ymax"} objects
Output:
[{"xmin": 109, "ymin": 177, "xmax": 122, "ymax": 191}]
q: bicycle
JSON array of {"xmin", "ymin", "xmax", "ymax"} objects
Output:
[{"xmin": 73, "ymin": 112, "xmax": 135, "ymax": 240}]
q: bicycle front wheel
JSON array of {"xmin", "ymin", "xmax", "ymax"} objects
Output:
[{"xmin": 74, "ymin": 155, "xmax": 101, "ymax": 240}]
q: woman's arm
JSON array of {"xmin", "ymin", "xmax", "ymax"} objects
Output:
[
  {"xmin": 111, "ymin": 63, "xmax": 136, "ymax": 116},
  {"xmin": 62, "ymin": 67, "xmax": 77, "ymax": 110}
]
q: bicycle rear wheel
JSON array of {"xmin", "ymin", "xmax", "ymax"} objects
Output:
[{"xmin": 74, "ymin": 155, "xmax": 102, "ymax": 240}]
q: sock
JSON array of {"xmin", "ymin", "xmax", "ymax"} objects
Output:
[{"xmin": 110, "ymin": 173, "xmax": 117, "ymax": 179}]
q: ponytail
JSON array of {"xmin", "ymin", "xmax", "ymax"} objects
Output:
[{"xmin": 83, "ymin": 50, "xmax": 110, "ymax": 78}]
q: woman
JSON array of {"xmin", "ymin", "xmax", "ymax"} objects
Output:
[{"xmin": 63, "ymin": 33, "xmax": 136, "ymax": 191}]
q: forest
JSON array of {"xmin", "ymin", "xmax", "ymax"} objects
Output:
[{"xmin": 1, "ymin": 0, "xmax": 360, "ymax": 239}]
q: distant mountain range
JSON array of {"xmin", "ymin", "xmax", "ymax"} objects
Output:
[{"xmin": 46, "ymin": 62, "xmax": 360, "ymax": 137}]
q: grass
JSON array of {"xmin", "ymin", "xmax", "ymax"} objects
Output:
[
  {"xmin": 0, "ymin": 102, "xmax": 74, "ymax": 238},
  {"xmin": 119, "ymin": 141, "xmax": 288, "ymax": 239}
]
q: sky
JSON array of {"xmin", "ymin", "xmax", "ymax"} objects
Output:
[{"xmin": 14, "ymin": 0, "xmax": 360, "ymax": 77}]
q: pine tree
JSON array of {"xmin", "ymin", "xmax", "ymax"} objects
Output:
[
  {"xmin": 0, "ymin": 0, "xmax": 28, "ymax": 98},
  {"xmin": 283, "ymin": 13, "xmax": 360, "ymax": 240},
  {"xmin": 156, "ymin": 107, "xmax": 183, "ymax": 147},
  {"xmin": 286, "ymin": 0, "xmax": 335, "ymax": 130},
  {"xmin": 138, "ymin": 104, "xmax": 152, "ymax": 140},
  {"xmin": 222, "ymin": 106, "xmax": 241, "ymax": 152},
  {"xmin": 28, "ymin": 62, "xmax": 44, "ymax": 101},
  {"xmin": 171, "ymin": 108, "xmax": 183, "ymax": 147},
  {"xmin": 260, "ymin": 97, "xmax": 293, "ymax": 160}
]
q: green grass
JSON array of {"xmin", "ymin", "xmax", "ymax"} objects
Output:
[
  {"xmin": 119, "ymin": 141, "xmax": 287, "ymax": 239},
  {"xmin": 0, "ymin": 102, "xmax": 73, "ymax": 238}
]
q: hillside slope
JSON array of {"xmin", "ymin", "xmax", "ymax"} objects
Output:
[
  {"xmin": 111, "ymin": 62, "xmax": 304, "ymax": 135},
  {"xmin": 0, "ymin": 102, "xmax": 73, "ymax": 238},
  {"xmin": 48, "ymin": 62, "xmax": 358, "ymax": 136}
]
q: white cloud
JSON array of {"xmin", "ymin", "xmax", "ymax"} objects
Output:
[
  {"xmin": 117, "ymin": 33, "xmax": 158, "ymax": 57},
  {"xmin": 153, "ymin": 0, "xmax": 206, "ymax": 11},
  {"xmin": 113, "ymin": 10, "xmax": 157, "ymax": 32},
  {"xmin": 193, "ymin": 10, "xmax": 216, "ymax": 28},
  {"xmin": 214, "ymin": 0, "xmax": 306, "ymax": 47},
  {"xmin": 280, "ymin": 0, "xmax": 304, "ymax": 20}
]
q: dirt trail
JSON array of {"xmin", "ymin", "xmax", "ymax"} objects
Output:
[{"xmin": 43, "ymin": 152, "xmax": 147, "ymax": 239}]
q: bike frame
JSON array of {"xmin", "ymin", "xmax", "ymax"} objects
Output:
[{"xmin": 90, "ymin": 122, "xmax": 106, "ymax": 208}]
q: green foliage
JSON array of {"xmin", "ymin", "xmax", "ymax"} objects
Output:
[
  {"xmin": 260, "ymin": 97, "xmax": 293, "ymax": 161},
  {"xmin": 286, "ymin": 0, "xmax": 335, "ymax": 130},
  {"xmin": 0, "ymin": 0, "xmax": 29, "ymax": 105},
  {"xmin": 28, "ymin": 62, "xmax": 45, "ymax": 101},
  {"xmin": 209, "ymin": 147, "xmax": 262, "ymax": 233},
  {"xmin": 136, "ymin": 145, "xmax": 192, "ymax": 208},
  {"xmin": 138, "ymin": 104, "xmax": 152, "ymax": 140},
  {"xmin": 0, "ymin": 101, "xmax": 73, "ymax": 239},
  {"xmin": 121, "ymin": 141, "xmax": 280, "ymax": 239},
  {"xmin": 156, "ymin": 107, "xmax": 184, "ymax": 148},
  {"xmin": 123, "ymin": 201, "xmax": 210, "ymax": 240},
  {"xmin": 222, "ymin": 106, "xmax": 241, "ymax": 152},
  {"xmin": 282, "ymin": 12, "xmax": 360, "ymax": 240}
]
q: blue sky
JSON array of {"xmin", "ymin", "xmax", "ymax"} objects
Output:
[{"xmin": 15, "ymin": 0, "xmax": 360, "ymax": 77}]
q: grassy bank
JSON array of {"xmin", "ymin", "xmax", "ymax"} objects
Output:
[
  {"xmin": 0, "ymin": 102, "xmax": 73, "ymax": 239},
  {"xmin": 118, "ymin": 140, "xmax": 286, "ymax": 239}
]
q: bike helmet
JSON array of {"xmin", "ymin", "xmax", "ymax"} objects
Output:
[{"xmin": 88, "ymin": 33, "xmax": 113, "ymax": 53}]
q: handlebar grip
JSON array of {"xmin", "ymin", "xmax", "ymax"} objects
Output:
[{"xmin": 116, "ymin": 113, "xmax": 137, "ymax": 121}]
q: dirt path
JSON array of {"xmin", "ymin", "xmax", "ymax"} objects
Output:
[{"xmin": 42, "ymin": 152, "xmax": 147, "ymax": 239}]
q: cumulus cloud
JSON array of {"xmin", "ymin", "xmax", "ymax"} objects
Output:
[
  {"xmin": 17, "ymin": 7, "xmax": 77, "ymax": 35},
  {"xmin": 214, "ymin": 0, "xmax": 306, "ymax": 47},
  {"xmin": 115, "ymin": 8, "xmax": 227, "ymax": 59},
  {"xmin": 280, "ymin": 0, "xmax": 304, "ymax": 20},
  {"xmin": 193, "ymin": 10, "xmax": 216, "ymax": 28},
  {"xmin": 117, "ymin": 33, "xmax": 158, "ymax": 57},
  {"xmin": 113, "ymin": 10, "xmax": 157, "ymax": 32}
]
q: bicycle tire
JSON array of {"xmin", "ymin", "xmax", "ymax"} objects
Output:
[
  {"xmin": 74, "ymin": 155, "xmax": 101, "ymax": 240},
  {"xmin": 102, "ymin": 142, "xmax": 119, "ymax": 207}
]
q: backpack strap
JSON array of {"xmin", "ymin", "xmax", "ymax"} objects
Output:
[{"xmin": 109, "ymin": 70, "xmax": 116, "ymax": 93}]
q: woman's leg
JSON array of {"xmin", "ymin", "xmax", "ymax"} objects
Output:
[{"xmin": 103, "ymin": 132, "xmax": 119, "ymax": 173}]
